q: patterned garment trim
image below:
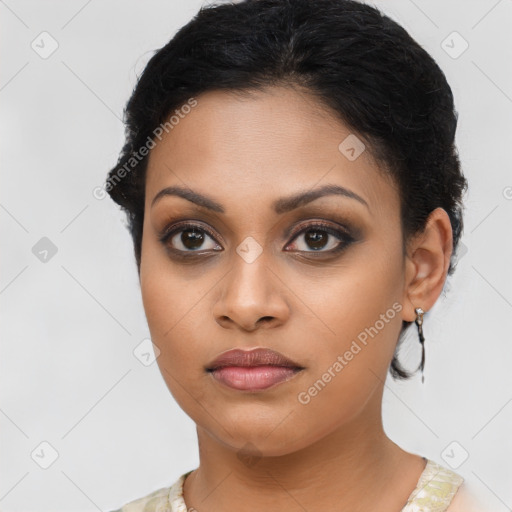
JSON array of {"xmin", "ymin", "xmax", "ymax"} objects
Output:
[{"xmin": 401, "ymin": 459, "xmax": 464, "ymax": 512}]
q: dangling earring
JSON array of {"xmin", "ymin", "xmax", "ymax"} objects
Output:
[{"xmin": 414, "ymin": 307, "xmax": 425, "ymax": 383}]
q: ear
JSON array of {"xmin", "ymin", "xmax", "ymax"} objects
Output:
[{"xmin": 402, "ymin": 207, "xmax": 453, "ymax": 322}]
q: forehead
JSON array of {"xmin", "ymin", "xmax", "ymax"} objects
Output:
[{"xmin": 145, "ymin": 86, "xmax": 398, "ymax": 218}]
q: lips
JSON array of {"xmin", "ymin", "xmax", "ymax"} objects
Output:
[
  {"xmin": 206, "ymin": 347, "xmax": 302, "ymax": 371},
  {"xmin": 206, "ymin": 348, "xmax": 304, "ymax": 391}
]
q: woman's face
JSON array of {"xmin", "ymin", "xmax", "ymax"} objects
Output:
[{"xmin": 140, "ymin": 86, "xmax": 410, "ymax": 456}]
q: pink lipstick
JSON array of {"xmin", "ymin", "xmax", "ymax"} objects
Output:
[{"xmin": 206, "ymin": 347, "xmax": 304, "ymax": 391}]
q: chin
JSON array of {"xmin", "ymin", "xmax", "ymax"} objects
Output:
[{"xmin": 203, "ymin": 416, "xmax": 312, "ymax": 458}]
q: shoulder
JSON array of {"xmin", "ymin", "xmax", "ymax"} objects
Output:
[
  {"xmin": 108, "ymin": 485, "xmax": 171, "ymax": 512},
  {"xmin": 446, "ymin": 482, "xmax": 493, "ymax": 512}
]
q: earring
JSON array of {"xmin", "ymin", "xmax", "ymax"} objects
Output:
[{"xmin": 414, "ymin": 307, "xmax": 425, "ymax": 383}]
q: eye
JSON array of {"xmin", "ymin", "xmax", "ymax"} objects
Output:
[
  {"xmin": 285, "ymin": 221, "xmax": 353, "ymax": 253},
  {"xmin": 158, "ymin": 219, "xmax": 355, "ymax": 258},
  {"xmin": 159, "ymin": 222, "xmax": 222, "ymax": 253}
]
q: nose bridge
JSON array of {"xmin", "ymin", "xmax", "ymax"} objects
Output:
[
  {"xmin": 214, "ymin": 237, "xmax": 289, "ymax": 329},
  {"xmin": 229, "ymin": 237, "xmax": 273, "ymax": 303}
]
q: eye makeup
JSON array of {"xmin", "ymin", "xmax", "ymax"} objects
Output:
[{"xmin": 155, "ymin": 209, "xmax": 364, "ymax": 262}]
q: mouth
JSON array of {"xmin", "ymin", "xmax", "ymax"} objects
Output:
[{"xmin": 206, "ymin": 347, "xmax": 305, "ymax": 391}]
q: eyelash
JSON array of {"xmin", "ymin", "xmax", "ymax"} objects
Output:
[{"xmin": 157, "ymin": 220, "xmax": 355, "ymax": 259}]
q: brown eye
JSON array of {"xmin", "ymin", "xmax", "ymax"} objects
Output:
[
  {"xmin": 286, "ymin": 221, "xmax": 353, "ymax": 253},
  {"xmin": 176, "ymin": 228, "xmax": 208, "ymax": 250},
  {"xmin": 303, "ymin": 230, "xmax": 331, "ymax": 250},
  {"xmin": 159, "ymin": 223, "xmax": 222, "ymax": 253}
]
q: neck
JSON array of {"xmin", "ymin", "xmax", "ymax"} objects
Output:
[{"xmin": 182, "ymin": 386, "xmax": 426, "ymax": 512}]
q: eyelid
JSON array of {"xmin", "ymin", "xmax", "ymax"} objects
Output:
[{"xmin": 286, "ymin": 218, "xmax": 353, "ymax": 240}]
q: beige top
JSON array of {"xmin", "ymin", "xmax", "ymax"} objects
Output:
[{"xmin": 111, "ymin": 458, "xmax": 474, "ymax": 512}]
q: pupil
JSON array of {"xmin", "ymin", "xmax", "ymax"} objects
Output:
[
  {"xmin": 182, "ymin": 228, "xmax": 204, "ymax": 249},
  {"xmin": 306, "ymin": 230, "xmax": 327, "ymax": 250}
]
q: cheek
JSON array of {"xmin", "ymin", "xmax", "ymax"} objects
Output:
[
  {"xmin": 140, "ymin": 266, "xmax": 195, "ymax": 357},
  {"xmin": 139, "ymin": 243, "xmax": 187, "ymax": 360},
  {"xmin": 140, "ymin": 266, "xmax": 210, "ymax": 414},
  {"xmin": 139, "ymin": 241, "xmax": 212, "ymax": 380},
  {"xmin": 299, "ymin": 243, "xmax": 404, "ymax": 394},
  {"xmin": 291, "ymin": 290, "xmax": 403, "ymax": 444},
  {"xmin": 140, "ymin": 231, "xmax": 184, "ymax": 337}
]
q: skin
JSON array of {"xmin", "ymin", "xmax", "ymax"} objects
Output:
[{"xmin": 139, "ymin": 85, "xmax": 453, "ymax": 512}]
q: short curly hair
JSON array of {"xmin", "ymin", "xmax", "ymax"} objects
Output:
[{"xmin": 105, "ymin": 0, "xmax": 468, "ymax": 380}]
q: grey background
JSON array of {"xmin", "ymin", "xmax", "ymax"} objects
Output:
[{"xmin": 1, "ymin": 0, "xmax": 511, "ymax": 510}]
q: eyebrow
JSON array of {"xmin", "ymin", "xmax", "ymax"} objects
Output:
[{"xmin": 150, "ymin": 183, "xmax": 369, "ymax": 214}]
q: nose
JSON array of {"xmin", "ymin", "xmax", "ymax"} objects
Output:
[{"xmin": 213, "ymin": 251, "xmax": 290, "ymax": 332}]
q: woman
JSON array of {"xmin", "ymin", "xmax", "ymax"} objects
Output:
[{"xmin": 105, "ymin": 0, "xmax": 483, "ymax": 510}]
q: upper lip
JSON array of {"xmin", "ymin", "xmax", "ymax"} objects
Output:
[{"xmin": 206, "ymin": 348, "xmax": 303, "ymax": 371}]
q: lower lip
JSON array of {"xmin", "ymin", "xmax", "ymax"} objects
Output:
[{"xmin": 209, "ymin": 365, "xmax": 302, "ymax": 391}]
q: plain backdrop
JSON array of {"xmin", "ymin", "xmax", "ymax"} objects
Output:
[{"xmin": 1, "ymin": 0, "xmax": 511, "ymax": 510}]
